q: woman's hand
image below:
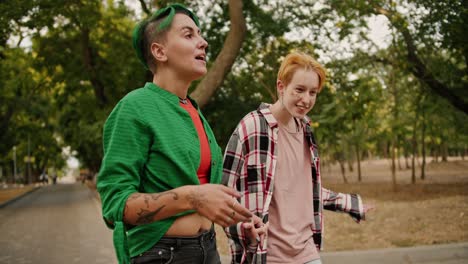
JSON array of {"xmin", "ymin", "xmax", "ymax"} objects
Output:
[
  {"xmin": 186, "ymin": 184, "xmax": 253, "ymax": 227},
  {"xmin": 363, "ymin": 203, "xmax": 375, "ymax": 221},
  {"xmin": 363, "ymin": 203, "xmax": 375, "ymax": 214},
  {"xmin": 242, "ymin": 214, "xmax": 268, "ymax": 249}
]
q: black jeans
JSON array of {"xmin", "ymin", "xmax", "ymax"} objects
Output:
[{"xmin": 130, "ymin": 228, "xmax": 221, "ymax": 264}]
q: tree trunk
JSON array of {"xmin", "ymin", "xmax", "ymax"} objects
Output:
[
  {"xmin": 421, "ymin": 108, "xmax": 426, "ymax": 180},
  {"xmin": 411, "ymin": 147, "xmax": 416, "ymax": 184},
  {"xmin": 389, "ymin": 51, "xmax": 398, "ymax": 191},
  {"xmin": 347, "ymin": 159, "xmax": 354, "ymax": 172},
  {"xmin": 404, "ymin": 146, "xmax": 411, "ymax": 169},
  {"xmin": 355, "ymin": 143, "xmax": 362, "ymax": 182},
  {"xmin": 138, "ymin": 0, "xmax": 151, "ymax": 15},
  {"xmin": 433, "ymin": 142, "xmax": 439, "ymax": 163},
  {"xmin": 0, "ymin": 37, "xmax": 6, "ymax": 59},
  {"xmin": 0, "ymin": 105, "xmax": 14, "ymax": 149},
  {"xmin": 191, "ymin": 0, "xmax": 246, "ymax": 108},
  {"xmin": 81, "ymin": 27, "xmax": 107, "ymax": 106},
  {"xmin": 382, "ymin": 141, "xmax": 388, "ymax": 159},
  {"xmin": 397, "ymin": 145, "xmax": 402, "ymax": 170},
  {"xmin": 391, "ymin": 137, "xmax": 397, "ymax": 191},
  {"xmin": 375, "ymin": 6, "xmax": 468, "ymax": 114},
  {"xmin": 411, "ymin": 106, "xmax": 419, "ymax": 184},
  {"xmin": 338, "ymin": 159, "xmax": 348, "ymax": 184},
  {"xmin": 442, "ymin": 141, "xmax": 448, "ymax": 162}
]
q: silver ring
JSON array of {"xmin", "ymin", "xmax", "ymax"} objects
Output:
[{"xmin": 232, "ymin": 200, "xmax": 236, "ymax": 208}]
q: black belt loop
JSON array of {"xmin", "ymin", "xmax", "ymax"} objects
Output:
[
  {"xmin": 210, "ymin": 229, "xmax": 216, "ymax": 240},
  {"xmin": 176, "ymin": 238, "xmax": 182, "ymax": 248}
]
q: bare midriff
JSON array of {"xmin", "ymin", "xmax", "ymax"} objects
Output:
[{"xmin": 165, "ymin": 213, "xmax": 212, "ymax": 236}]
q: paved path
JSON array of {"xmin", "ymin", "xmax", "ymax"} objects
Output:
[
  {"xmin": 0, "ymin": 184, "xmax": 116, "ymax": 264},
  {"xmin": 1, "ymin": 183, "xmax": 467, "ymax": 264},
  {"xmin": 219, "ymin": 243, "xmax": 468, "ymax": 264},
  {"xmin": 321, "ymin": 243, "xmax": 468, "ymax": 264}
]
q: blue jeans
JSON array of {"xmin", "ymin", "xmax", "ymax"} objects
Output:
[{"xmin": 130, "ymin": 228, "xmax": 221, "ymax": 264}]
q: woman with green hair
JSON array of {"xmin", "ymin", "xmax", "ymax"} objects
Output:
[{"xmin": 97, "ymin": 3, "xmax": 252, "ymax": 264}]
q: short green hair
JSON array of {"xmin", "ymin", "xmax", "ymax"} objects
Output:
[{"xmin": 132, "ymin": 3, "xmax": 200, "ymax": 70}]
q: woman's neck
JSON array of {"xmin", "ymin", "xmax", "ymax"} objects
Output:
[
  {"xmin": 270, "ymin": 101, "xmax": 295, "ymax": 128},
  {"xmin": 153, "ymin": 70, "xmax": 191, "ymax": 99}
]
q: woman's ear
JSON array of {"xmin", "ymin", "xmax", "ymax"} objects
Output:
[
  {"xmin": 276, "ymin": 80, "xmax": 285, "ymax": 96},
  {"xmin": 150, "ymin": 42, "xmax": 167, "ymax": 63}
]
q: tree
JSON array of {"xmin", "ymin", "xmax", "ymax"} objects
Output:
[
  {"xmin": 0, "ymin": 46, "xmax": 65, "ymax": 182},
  {"xmin": 325, "ymin": 0, "xmax": 468, "ymax": 114},
  {"xmin": 190, "ymin": 0, "xmax": 246, "ymax": 107},
  {"xmin": 3, "ymin": 0, "xmax": 467, "ymax": 181}
]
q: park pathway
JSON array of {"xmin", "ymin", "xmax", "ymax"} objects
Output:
[
  {"xmin": 0, "ymin": 183, "xmax": 116, "ymax": 264},
  {"xmin": 1, "ymin": 183, "xmax": 467, "ymax": 264},
  {"xmin": 321, "ymin": 243, "xmax": 468, "ymax": 264}
]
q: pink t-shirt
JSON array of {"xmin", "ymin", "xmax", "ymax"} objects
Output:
[{"xmin": 267, "ymin": 119, "xmax": 320, "ymax": 263}]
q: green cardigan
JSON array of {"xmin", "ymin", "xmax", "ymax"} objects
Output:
[{"xmin": 97, "ymin": 82, "xmax": 223, "ymax": 264}]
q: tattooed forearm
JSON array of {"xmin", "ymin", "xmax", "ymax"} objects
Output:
[
  {"xmin": 187, "ymin": 189, "xmax": 206, "ymax": 210},
  {"xmin": 142, "ymin": 192, "xmax": 177, "ymax": 209},
  {"xmin": 136, "ymin": 206, "xmax": 166, "ymax": 224},
  {"xmin": 151, "ymin": 191, "xmax": 179, "ymax": 201},
  {"xmin": 126, "ymin": 191, "xmax": 180, "ymax": 225},
  {"xmin": 128, "ymin": 193, "xmax": 142, "ymax": 200}
]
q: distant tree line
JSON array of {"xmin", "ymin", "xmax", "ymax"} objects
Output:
[{"xmin": 0, "ymin": 0, "xmax": 466, "ymax": 185}]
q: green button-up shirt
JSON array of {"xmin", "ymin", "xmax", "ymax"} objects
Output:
[{"xmin": 97, "ymin": 82, "xmax": 223, "ymax": 263}]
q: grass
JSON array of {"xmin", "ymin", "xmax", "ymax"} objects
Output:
[
  {"xmin": 0, "ymin": 184, "xmax": 37, "ymax": 205},
  {"xmin": 321, "ymin": 183, "xmax": 467, "ymax": 252}
]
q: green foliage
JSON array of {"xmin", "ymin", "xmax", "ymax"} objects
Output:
[
  {"xmin": 1, "ymin": 0, "xmax": 467, "ymax": 181},
  {"xmin": 1, "ymin": 1, "xmax": 147, "ymax": 177},
  {"xmin": 0, "ymin": 47, "xmax": 65, "ymax": 181}
]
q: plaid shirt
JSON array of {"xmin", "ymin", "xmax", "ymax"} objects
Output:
[{"xmin": 222, "ymin": 103, "xmax": 365, "ymax": 264}]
